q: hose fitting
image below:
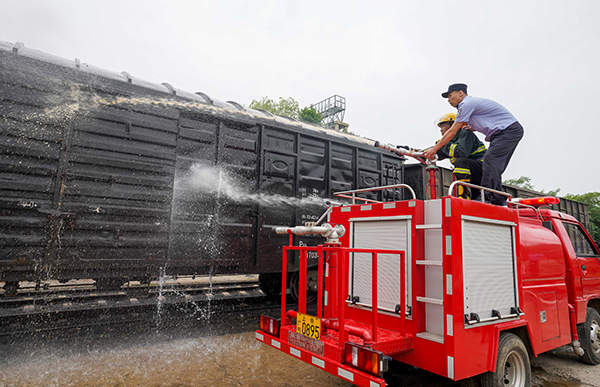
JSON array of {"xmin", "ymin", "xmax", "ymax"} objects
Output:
[{"xmin": 571, "ymin": 340, "xmax": 585, "ymax": 356}]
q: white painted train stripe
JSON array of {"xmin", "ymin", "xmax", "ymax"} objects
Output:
[
  {"xmin": 290, "ymin": 347, "xmax": 301, "ymax": 357},
  {"xmin": 312, "ymin": 357, "xmax": 325, "ymax": 368},
  {"xmin": 255, "ymin": 332, "xmax": 264, "ymax": 341},
  {"xmin": 271, "ymin": 339, "xmax": 280, "ymax": 349},
  {"xmin": 338, "ymin": 368, "xmax": 354, "ymax": 382},
  {"xmin": 370, "ymin": 381, "xmax": 379, "ymax": 387}
]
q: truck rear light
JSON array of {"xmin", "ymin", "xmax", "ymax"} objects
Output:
[
  {"xmin": 515, "ymin": 197, "xmax": 560, "ymax": 206},
  {"xmin": 343, "ymin": 342, "xmax": 388, "ymax": 377},
  {"xmin": 260, "ymin": 315, "xmax": 280, "ymax": 337}
]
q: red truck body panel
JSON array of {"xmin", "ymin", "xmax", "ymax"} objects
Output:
[{"xmin": 256, "ymin": 196, "xmax": 600, "ymax": 384}]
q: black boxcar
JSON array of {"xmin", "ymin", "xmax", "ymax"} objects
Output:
[{"xmin": 0, "ymin": 42, "xmax": 404, "ymax": 293}]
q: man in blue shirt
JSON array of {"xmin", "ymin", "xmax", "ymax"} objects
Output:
[{"xmin": 424, "ymin": 84, "xmax": 524, "ymax": 206}]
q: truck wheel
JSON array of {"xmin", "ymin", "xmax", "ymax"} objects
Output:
[
  {"xmin": 482, "ymin": 332, "xmax": 530, "ymax": 387},
  {"xmin": 576, "ymin": 307, "xmax": 600, "ymax": 365}
]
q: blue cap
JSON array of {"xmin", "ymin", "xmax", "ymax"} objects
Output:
[{"xmin": 442, "ymin": 83, "xmax": 467, "ymax": 98}]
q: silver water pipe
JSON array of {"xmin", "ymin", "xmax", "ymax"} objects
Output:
[
  {"xmin": 274, "ymin": 201, "xmax": 345, "ymax": 242},
  {"xmin": 274, "ymin": 223, "xmax": 346, "ymax": 243},
  {"xmin": 374, "ymin": 141, "xmax": 437, "ymax": 164}
]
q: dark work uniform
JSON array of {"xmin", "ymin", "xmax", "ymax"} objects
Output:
[
  {"xmin": 456, "ymin": 96, "xmax": 523, "ymax": 205},
  {"xmin": 436, "ymin": 129, "xmax": 487, "ymax": 200}
]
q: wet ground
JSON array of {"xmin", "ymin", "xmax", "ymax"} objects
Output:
[
  {"xmin": 2, "ymin": 327, "xmax": 598, "ymax": 387},
  {"xmin": 0, "ymin": 330, "xmax": 346, "ymax": 387},
  {"xmin": 0, "ymin": 304, "xmax": 599, "ymax": 387},
  {"xmin": 0, "ymin": 322, "xmax": 352, "ymax": 387}
]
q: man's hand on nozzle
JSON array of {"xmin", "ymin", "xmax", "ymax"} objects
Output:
[{"xmin": 423, "ymin": 147, "xmax": 438, "ymax": 160}]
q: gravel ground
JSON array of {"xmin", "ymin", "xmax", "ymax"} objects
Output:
[{"xmin": 531, "ymin": 345, "xmax": 600, "ymax": 387}]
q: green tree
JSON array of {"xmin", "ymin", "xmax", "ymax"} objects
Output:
[
  {"xmin": 546, "ymin": 188, "xmax": 562, "ymax": 197},
  {"xmin": 563, "ymin": 192, "xmax": 600, "ymax": 241},
  {"xmin": 298, "ymin": 105, "xmax": 322, "ymax": 125},
  {"xmin": 504, "ymin": 176, "xmax": 535, "ymax": 190},
  {"xmin": 504, "ymin": 175, "xmax": 560, "ymax": 196},
  {"xmin": 249, "ymin": 96, "xmax": 300, "ymax": 119}
]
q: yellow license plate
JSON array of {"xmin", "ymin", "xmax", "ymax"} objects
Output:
[{"xmin": 296, "ymin": 312, "xmax": 322, "ymax": 340}]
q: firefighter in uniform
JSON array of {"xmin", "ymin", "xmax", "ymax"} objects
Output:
[{"xmin": 434, "ymin": 112, "xmax": 486, "ymax": 200}]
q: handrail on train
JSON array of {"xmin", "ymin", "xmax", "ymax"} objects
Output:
[{"xmin": 334, "ymin": 184, "xmax": 417, "ymax": 205}]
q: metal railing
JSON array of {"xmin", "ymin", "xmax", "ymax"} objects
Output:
[
  {"xmin": 506, "ymin": 201, "xmax": 544, "ymax": 221},
  {"xmin": 448, "ymin": 181, "xmax": 545, "ymax": 220},
  {"xmin": 280, "ymin": 243, "xmax": 407, "ymax": 348},
  {"xmin": 334, "ymin": 184, "xmax": 416, "ymax": 204},
  {"xmin": 448, "ymin": 181, "xmax": 512, "ymax": 202}
]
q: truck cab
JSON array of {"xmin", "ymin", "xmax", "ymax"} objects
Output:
[{"xmin": 523, "ymin": 207, "xmax": 600, "ymax": 365}]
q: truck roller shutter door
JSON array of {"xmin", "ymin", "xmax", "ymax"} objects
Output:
[
  {"xmin": 350, "ymin": 217, "xmax": 412, "ymax": 313},
  {"xmin": 462, "ymin": 218, "xmax": 518, "ymax": 321}
]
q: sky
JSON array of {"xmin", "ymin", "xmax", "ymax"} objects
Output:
[{"xmin": 1, "ymin": 0, "xmax": 599, "ymax": 194}]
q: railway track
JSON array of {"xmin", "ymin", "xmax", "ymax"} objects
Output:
[{"xmin": 0, "ymin": 275, "xmax": 281, "ymax": 338}]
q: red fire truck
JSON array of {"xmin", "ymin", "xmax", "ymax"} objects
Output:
[{"xmin": 255, "ymin": 152, "xmax": 600, "ymax": 386}]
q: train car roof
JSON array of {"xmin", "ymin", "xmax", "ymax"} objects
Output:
[{"xmin": 0, "ymin": 41, "xmax": 391, "ymax": 153}]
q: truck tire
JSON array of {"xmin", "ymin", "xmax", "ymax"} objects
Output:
[
  {"xmin": 481, "ymin": 332, "xmax": 530, "ymax": 387},
  {"xmin": 576, "ymin": 307, "xmax": 600, "ymax": 365}
]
